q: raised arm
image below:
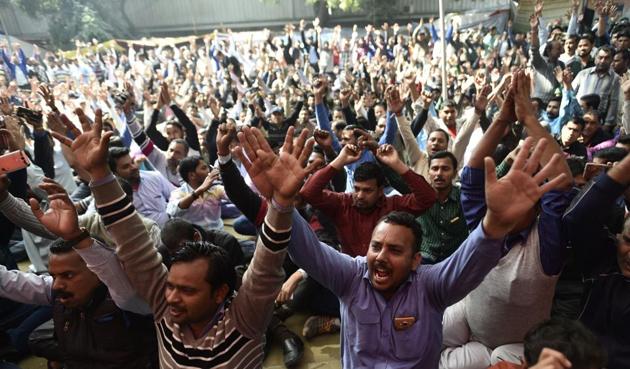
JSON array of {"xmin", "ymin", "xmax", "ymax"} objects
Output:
[{"xmin": 427, "ymin": 136, "xmax": 568, "ymax": 308}]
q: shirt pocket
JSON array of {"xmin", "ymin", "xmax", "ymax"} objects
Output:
[
  {"xmin": 392, "ymin": 322, "xmax": 422, "ymax": 360},
  {"xmin": 349, "ymin": 304, "xmax": 381, "ymax": 355}
]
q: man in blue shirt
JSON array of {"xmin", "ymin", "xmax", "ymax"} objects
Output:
[{"xmin": 237, "ymin": 118, "xmax": 568, "ymax": 368}]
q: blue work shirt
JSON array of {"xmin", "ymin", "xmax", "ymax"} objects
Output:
[{"xmin": 288, "ymin": 210, "xmax": 504, "ymax": 368}]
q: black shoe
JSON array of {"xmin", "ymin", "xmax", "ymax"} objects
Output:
[
  {"xmin": 281, "ymin": 331, "xmax": 304, "ymax": 368},
  {"xmin": 274, "ymin": 303, "xmax": 294, "ymax": 321}
]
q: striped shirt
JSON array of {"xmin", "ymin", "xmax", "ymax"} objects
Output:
[
  {"xmin": 572, "ymin": 67, "xmax": 620, "ymax": 126},
  {"xmin": 417, "ymin": 186, "xmax": 468, "ymax": 262},
  {"xmin": 91, "ymin": 174, "xmax": 289, "ymax": 368}
]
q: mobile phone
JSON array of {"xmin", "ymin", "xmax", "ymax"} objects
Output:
[
  {"xmin": 583, "ymin": 162, "xmax": 611, "ymax": 180},
  {"xmin": 110, "ymin": 89, "xmax": 129, "ymax": 106},
  {"xmin": 16, "ymin": 106, "xmax": 43, "ymax": 124},
  {"xmin": 0, "ymin": 150, "xmax": 30, "ymax": 175}
]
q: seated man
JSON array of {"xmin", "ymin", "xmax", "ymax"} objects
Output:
[
  {"xmin": 563, "ymin": 150, "xmax": 630, "ymax": 369},
  {"xmin": 488, "ymin": 318, "xmax": 606, "ymax": 369},
  {"xmin": 0, "ymin": 183, "xmax": 156, "ymax": 368},
  {"xmin": 237, "ymin": 113, "xmax": 568, "ymax": 369},
  {"xmin": 166, "ymin": 156, "xmax": 227, "ymax": 230},
  {"xmin": 300, "ymin": 143, "xmax": 436, "ymax": 257},
  {"xmin": 55, "ymin": 109, "xmax": 311, "ymax": 368}
]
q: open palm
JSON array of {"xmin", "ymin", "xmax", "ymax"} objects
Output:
[{"xmin": 29, "ymin": 178, "xmax": 80, "ymax": 240}]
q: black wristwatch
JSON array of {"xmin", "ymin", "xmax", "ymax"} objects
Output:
[{"xmin": 64, "ymin": 228, "xmax": 91, "ymax": 248}]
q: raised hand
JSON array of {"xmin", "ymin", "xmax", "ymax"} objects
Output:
[
  {"xmin": 512, "ymin": 70, "xmax": 535, "ymax": 122},
  {"xmin": 529, "ymin": 14, "xmax": 540, "ymax": 30},
  {"xmin": 29, "ymin": 177, "xmax": 82, "ymax": 240},
  {"xmin": 375, "ymin": 144, "xmax": 406, "ymax": 174},
  {"xmin": 236, "ymin": 126, "xmax": 317, "ymax": 207},
  {"xmin": 385, "ymin": 85, "xmax": 404, "ymax": 115},
  {"xmin": 0, "ymin": 96, "xmax": 12, "ymax": 115},
  {"xmin": 474, "ymin": 84, "xmax": 492, "ymax": 113},
  {"xmin": 332, "ymin": 144, "xmax": 362, "ymax": 168},
  {"xmin": 529, "ymin": 348, "xmax": 572, "ymax": 369},
  {"xmin": 122, "ymin": 82, "xmax": 137, "ymax": 115},
  {"xmin": 534, "ymin": 0, "xmax": 544, "ymax": 17},
  {"xmin": 216, "ymin": 122, "xmax": 237, "ymax": 156},
  {"xmin": 356, "ymin": 129, "xmax": 378, "ymax": 152},
  {"xmin": 482, "ymin": 137, "xmax": 567, "ymax": 239},
  {"xmin": 50, "ymin": 108, "xmax": 113, "ymax": 180},
  {"xmin": 313, "ymin": 128, "xmax": 333, "ymax": 149},
  {"xmin": 38, "ymin": 85, "xmax": 58, "ymax": 113}
]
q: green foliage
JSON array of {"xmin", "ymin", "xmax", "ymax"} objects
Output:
[
  {"xmin": 305, "ymin": 0, "xmax": 363, "ymax": 12},
  {"xmin": 10, "ymin": 0, "xmax": 116, "ymax": 49}
]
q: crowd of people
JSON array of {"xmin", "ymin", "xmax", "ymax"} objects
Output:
[{"xmin": 0, "ymin": 0, "xmax": 629, "ymax": 368}]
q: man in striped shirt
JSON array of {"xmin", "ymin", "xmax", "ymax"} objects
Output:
[{"xmin": 55, "ymin": 110, "xmax": 316, "ymax": 368}]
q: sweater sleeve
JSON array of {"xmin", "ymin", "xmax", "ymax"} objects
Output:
[
  {"xmin": 219, "ymin": 157, "xmax": 264, "ymax": 226},
  {"xmin": 92, "ymin": 173, "xmax": 169, "ymax": 319},
  {"xmin": 145, "ymin": 110, "xmax": 169, "ymax": 151},
  {"xmin": 170, "ymin": 104, "xmax": 201, "ymax": 151},
  {"xmin": 299, "ymin": 164, "xmax": 347, "ymax": 217},
  {"xmin": 0, "ymin": 193, "xmax": 56, "ymax": 239},
  {"xmin": 0, "ymin": 265, "xmax": 53, "ymax": 305}
]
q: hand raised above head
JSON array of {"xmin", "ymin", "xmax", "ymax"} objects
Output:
[
  {"xmin": 50, "ymin": 109, "xmax": 113, "ymax": 181},
  {"xmin": 30, "ymin": 177, "xmax": 82, "ymax": 241},
  {"xmin": 482, "ymin": 137, "xmax": 568, "ymax": 239}
]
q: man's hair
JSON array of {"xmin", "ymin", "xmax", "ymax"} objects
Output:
[
  {"xmin": 354, "ymin": 162, "xmax": 386, "ymax": 187},
  {"xmin": 178, "ymin": 155, "xmax": 202, "ymax": 184},
  {"xmin": 161, "ymin": 218, "xmax": 197, "ymax": 252},
  {"xmin": 566, "ymin": 33, "xmax": 578, "ymax": 42},
  {"xmin": 569, "ymin": 116, "xmax": 586, "ymax": 128},
  {"xmin": 49, "ymin": 238, "xmax": 75, "ymax": 255},
  {"xmin": 165, "ymin": 119, "xmax": 184, "ymax": 131},
  {"xmin": 616, "ymin": 48, "xmax": 630, "ymax": 62},
  {"xmin": 171, "ymin": 138, "xmax": 190, "ymax": 153},
  {"xmin": 566, "ymin": 156, "xmax": 586, "ymax": 178},
  {"xmin": 442, "ymin": 99, "xmax": 457, "ymax": 109},
  {"xmin": 547, "ymin": 96, "xmax": 562, "ymax": 104},
  {"xmin": 523, "ymin": 318, "xmax": 606, "ymax": 369},
  {"xmin": 171, "ymin": 241, "xmax": 237, "ymax": 294},
  {"xmin": 429, "ymin": 129, "xmax": 451, "ymax": 144},
  {"xmin": 579, "ymin": 32, "xmax": 594, "ymax": 44},
  {"xmin": 580, "ymin": 94, "xmax": 601, "ymax": 111},
  {"xmin": 597, "ymin": 45, "xmax": 615, "ymax": 57},
  {"xmin": 378, "ymin": 211, "xmax": 423, "ymax": 253},
  {"xmin": 429, "ymin": 150, "xmax": 458, "ymax": 170},
  {"xmin": 108, "ymin": 146, "xmax": 130, "ymax": 173},
  {"xmin": 593, "ymin": 147, "xmax": 628, "ymax": 163}
]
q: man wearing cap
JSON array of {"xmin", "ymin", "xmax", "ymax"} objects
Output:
[{"xmin": 251, "ymin": 94, "xmax": 305, "ymax": 149}]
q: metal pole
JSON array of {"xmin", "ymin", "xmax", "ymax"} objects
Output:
[{"xmin": 438, "ymin": 0, "xmax": 447, "ymax": 101}]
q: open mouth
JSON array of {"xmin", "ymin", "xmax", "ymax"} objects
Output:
[
  {"xmin": 169, "ymin": 306, "xmax": 185, "ymax": 318},
  {"xmin": 373, "ymin": 267, "xmax": 391, "ymax": 284}
]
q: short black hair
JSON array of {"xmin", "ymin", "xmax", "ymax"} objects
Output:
[
  {"xmin": 596, "ymin": 45, "xmax": 615, "ymax": 57},
  {"xmin": 566, "ymin": 156, "xmax": 586, "ymax": 178},
  {"xmin": 523, "ymin": 318, "xmax": 606, "ymax": 369},
  {"xmin": 49, "ymin": 238, "xmax": 75, "ymax": 255},
  {"xmin": 108, "ymin": 146, "xmax": 130, "ymax": 173},
  {"xmin": 548, "ymin": 95, "xmax": 562, "ymax": 104},
  {"xmin": 442, "ymin": 99, "xmax": 457, "ymax": 109},
  {"xmin": 170, "ymin": 138, "xmax": 190, "ymax": 154},
  {"xmin": 593, "ymin": 147, "xmax": 628, "ymax": 163},
  {"xmin": 568, "ymin": 116, "xmax": 585, "ymax": 128},
  {"xmin": 429, "ymin": 150, "xmax": 458, "ymax": 170},
  {"xmin": 580, "ymin": 94, "xmax": 600, "ymax": 111},
  {"xmin": 377, "ymin": 211, "xmax": 423, "ymax": 253},
  {"xmin": 429, "ymin": 129, "xmax": 450, "ymax": 144},
  {"xmin": 170, "ymin": 241, "xmax": 237, "ymax": 294},
  {"xmin": 161, "ymin": 218, "xmax": 197, "ymax": 252},
  {"xmin": 354, "ymin": 162, "xmax": 386, "ymax": 187},
  {"xmin": 178, "ymin": 155, "xmax": 203, "ymax": 184},
  {"xmin": 615, "ymin": 48, "xmax": 630, "ymax": 62},
  {"xmin": 165, "ymin": 119, "xmax": 184, "ymax": 131},
  {"xmin": 579, "ymin": 32, "xmax": 594, "ymax": 44}
]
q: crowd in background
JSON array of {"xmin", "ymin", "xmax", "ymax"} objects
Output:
[{"xmin": 0, "ymin": 0, "xmax": 629, "ymax": 368}]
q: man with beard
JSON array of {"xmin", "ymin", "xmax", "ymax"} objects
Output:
[
  {"xmin": 299, "ymin": 143, "xmax": 436, "ymax": 257},
  {"xmin": 108, "ymin": 146, "xmax": 174, "ymax": 227},
  {"xmin": 416, "ymin": 151, "xmax": 469, "ymax": 264},
  {"xmin": 568, "ymin": 33, "xmax": 595, "ymax": 75},
  {"xmin": 0, "ymin": 182, "xmax": 156, "ymax": 369},
  {"xmin": 530, "ymin": 13, "xmax": 565, "ymax": 104},
  {"xmin": 239, "ymin": 119, "xmax": 569, "ymax": 369},
  {"xmin": 572, "ymin": 46, "xmax": 621, "ymax": 130}
]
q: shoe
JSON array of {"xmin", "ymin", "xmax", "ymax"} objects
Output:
[
  {"xmin": 281, "ymin": 331, "xmax": 304, "ymax": 368},
  {"xmin": 274, "ymin": 303, "xmax": 294, "ymax": 321},
  {"xmin": 302, "ymin": 315, "xmax": 340, "ymax": 340}
]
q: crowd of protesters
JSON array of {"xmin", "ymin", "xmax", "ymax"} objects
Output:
[{"xmin": 0, "ymin": 0, "xmax": 629, "ymax": 368}]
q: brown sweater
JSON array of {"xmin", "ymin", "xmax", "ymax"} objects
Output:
[{"xmin": 91, "ymin": 174, "xmax": 290, "ymax": 368}]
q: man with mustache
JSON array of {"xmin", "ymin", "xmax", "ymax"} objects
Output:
[
  {"xmin": 299, "ymin": 143, "xmax": 436, "ymax": 257},
  {"xmin": 53, "ymin": 108, "xmax": 316, "ymax": 368},
  {"xmin": 238, "ymin": 115, "xmax": 569, "ymax": 369},
  {"xmin": 0, "ymin": 179, "xmax": 156, "ymax": 369}
]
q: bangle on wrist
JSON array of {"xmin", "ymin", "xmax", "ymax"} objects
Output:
[{"xmin": 270, "ymin": 197, "xmax": 294, "ymax": 214}]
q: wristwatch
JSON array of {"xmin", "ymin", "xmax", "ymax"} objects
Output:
[{"xmin": 64, "ymin": 228, "xmax": 91, "ymax": 248}]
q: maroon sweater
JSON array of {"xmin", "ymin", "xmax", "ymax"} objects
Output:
[{"xmin": 300, "ymin": 164, "xmax": 436, "ymax": 257}]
